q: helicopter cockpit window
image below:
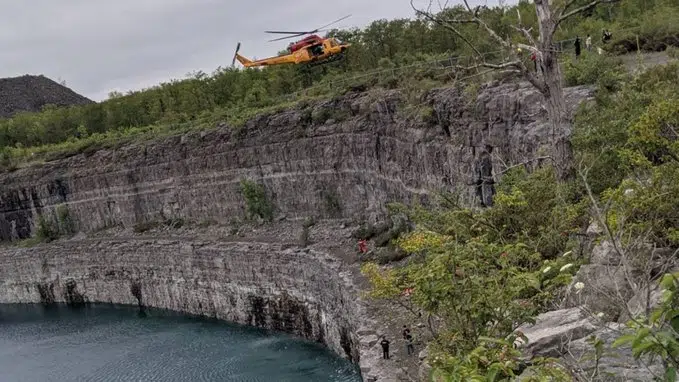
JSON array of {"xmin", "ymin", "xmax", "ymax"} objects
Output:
[{"xmin": 310, "ymin": 44, "xmax": 324, "ymax": 56}]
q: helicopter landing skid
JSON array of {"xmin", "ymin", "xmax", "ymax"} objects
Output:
[{"xmin": 306, "ymin": 53, "xmax": 345, "ymax": 68}]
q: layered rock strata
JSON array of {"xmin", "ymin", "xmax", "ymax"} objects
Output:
[
  {"xmin": 0, "ymin": 80, "xmax": 596, "ymax": 381},
  {"xmin": 0, "ymin": 238, "xmax": 362, "ymax": 364},
  {"xmin": 0, "ymin": 82, "xmax": 593, "ymax": 241}
]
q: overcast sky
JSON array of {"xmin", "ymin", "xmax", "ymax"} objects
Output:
[{"xmin": 0, "ymin": 0, "xmax": 498, "ymax": 101}]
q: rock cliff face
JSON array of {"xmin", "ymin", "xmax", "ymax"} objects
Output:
[
  {"xmin": 0, "ymin": 81, "xmax": 593, "ymax": 241},
  {"xmin": 0, "ymin": 237, "xmax": 361, "ymax": 363},
  {"xmin": 0, "ymin": 80, "xmax": 595, "ymax": 381}
]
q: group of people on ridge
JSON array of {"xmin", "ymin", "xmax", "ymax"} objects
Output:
[
  {"xmin": 379, "ymin": 325, "xmax": 415, "ymax": 360},
  {"xmin": 574, "ymin": 29, "xmax": 612, "ymax": 59},
  {"xmin": 529, "ymin": 28, "xmax": 613, "ymax": 72}
]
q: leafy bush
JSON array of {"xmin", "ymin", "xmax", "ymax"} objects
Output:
[
  {"xmin": 239, "ymin": 179, "xmax": 274, "ymax": 222},
  {"xmin": 613, "ymin": 271, "xmax": 679, "ymax": 379},
  {"xmin": 563, "ymin": 53, "xmax": 625, "ymax": 87},
  {"xmin": 607, "ymin": 5, "xmax": 679, "ymax": 54},
  {"xmin": 361, "ymin": 163, "xmax": 587, "ymax": 378},
  {"xmin": 320, "ymin": 189, "xmax": 342, "ymax": 216},
  {"xmin": 56, "ymin": 205, "xmax": 76, "ymax": 235},
  {"xmin": 572, "ymin": 62, "xmax": 679, "ymax": 195},
  {"xmin": 36, "ymin": 214, "xmax": 59, "ymax": 242}
]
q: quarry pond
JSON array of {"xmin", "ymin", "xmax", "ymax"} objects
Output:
[{"xmin": 0, "ymin": 303, "xmax": 362, "ymax": 382}]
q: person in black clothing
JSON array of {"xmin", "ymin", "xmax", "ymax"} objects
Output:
[
  {"xmin": 380, "ymin": 337, "xmax": 390, "ymax": 359},
  {"xmin": 402, "ymin": 325, "xmax": 411, "ymax": 339},
  {"xmin": 574, "ymin": 36, "xmax": 581, "ymax": 59},
  {"xmin": 406, "ymin": 334, "xmax": 415, "ymax": 355}
]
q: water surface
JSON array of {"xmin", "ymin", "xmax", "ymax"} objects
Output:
[{"xmin": 0, "ymin": 304, "xmax": 361, "ymax": 382}]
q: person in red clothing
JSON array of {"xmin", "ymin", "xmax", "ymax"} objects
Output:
[
  {"xmin": 358, "ymin": 239, "xmax": 367, "ymax": 254},
  {"xmin": 530, "ymin": 51, "xmax": 537, "ymax": 72}
]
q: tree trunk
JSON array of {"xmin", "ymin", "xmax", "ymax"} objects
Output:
[
  {"xmin": 542, "ymin": 51, "xmax": 575, "ymax": 179},
  {"xmin": 535, "ymin": 0, "xmax": 575, "ymax": 180}
]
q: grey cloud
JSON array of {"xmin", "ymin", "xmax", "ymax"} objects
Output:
[{"xmin": 0, "ymin": 0, "xmax": 496, "ymax": 101}]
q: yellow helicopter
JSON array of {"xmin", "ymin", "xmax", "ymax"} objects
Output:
[{"xmin": 232, "ymin": 15, "xmax": 352, "ymax": 69}]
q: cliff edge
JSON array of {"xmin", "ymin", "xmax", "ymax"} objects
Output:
[{"xmin": 0, "ymin": 79, "xmax": 594, "ymax": 381}]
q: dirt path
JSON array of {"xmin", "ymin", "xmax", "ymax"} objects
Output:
[{"xmin": 619, "ymin": 51, "xmax": 672, "ymax": 71}]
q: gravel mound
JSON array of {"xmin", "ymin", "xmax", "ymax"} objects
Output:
[{"xmin": 0, "ymin": 74, "xmax": 93, "ymax": 118}]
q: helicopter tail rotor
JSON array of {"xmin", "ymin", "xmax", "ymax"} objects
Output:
[{"xmin": 231, "ymin": 42, "xmax": 241, "ymax": 67}]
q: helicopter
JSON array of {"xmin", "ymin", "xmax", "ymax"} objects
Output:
[{"xmin": 232, "ymin": 15, "xmax": 352, "ymax": 69}]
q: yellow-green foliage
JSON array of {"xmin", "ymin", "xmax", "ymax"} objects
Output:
[
  {"xmin": 574, "ymin": 62, "xmax": 679, "ymax": 247},
  {"xmin": 563, "ymin": 53, "xmax": 626, "ymax": 88},
  {"xmin": 627, "ymin": 97, "xmax": 679, "ymax": 164},
  {"xmin": 573, "ymin": 62, "xmax": 679, "ymax": 194},
  {"xmin": 394, "ymin": 229, "xmax": 448, "ymax": 254},
  {"xmin": 613, "ymin": 271, "xmax": 679, "ymax": 377},
  {"xmin": 362, "ymin": 61, "xmax": 679, "ymax": 380},
  {"xmin": 362, "ymin": 166, "xmax": 585, "ymax": 379}
]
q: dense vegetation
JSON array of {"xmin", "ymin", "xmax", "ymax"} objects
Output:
[
  {"xmin": 1, "ymin": 0, "xmax": 678, "ymax": 170},
  {"xmin": 362, "ymin": 43, "xmax": 679, "ymax": 382}
]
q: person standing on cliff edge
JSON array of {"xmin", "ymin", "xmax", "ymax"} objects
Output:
[
  {"xmin": 406, "ymin": 334, "xmax": 414, "ymax": 355},
  {"xmin": 380, "ymin": 337, "xmax": 390, "ymax": 359},
  {"xmin": 402, "ymin": 325, "xmax": 410, "ymax": 339},
  {"xmin": 358, "ymin": 239, "xmax": 367, "ymax": 255}
]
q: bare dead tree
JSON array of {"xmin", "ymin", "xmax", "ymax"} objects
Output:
[{"xmin": 410, "ymin": 0, "xmax": 620, "ymax": 179}]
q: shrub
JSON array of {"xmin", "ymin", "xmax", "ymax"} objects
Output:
[
  {"xmin": 563, "ymin": 53, "xmax": 625, "ymax": 87},
  {"xmin": 56, "ymin": 205, "xmax": 76, "ymax": 235},
  {"xmin": 321, "ymin": 189, "xmax": 342, "ymax": 216},
  {"xmin": 298, "ymin": 217, "xmax": 315, "ymax": 248},
  {"xmin": 36, "ymin": 214, "xmax": 59, "ymax": 242},
  {"xmin": 239, "ymin": 179, "xmax": 274, "ymax": 222},
  {"xmin": 572, "ymin": 62, "xmax": 679, "ymax": 195},
  {"xmin": 607, "ymin": 6, "xmax": 679, "ymax": 54}
]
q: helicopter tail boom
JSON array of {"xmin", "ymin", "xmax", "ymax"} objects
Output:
[
  {"xmin": 235, "ymin": 53, "xmax": 254, "ymax": 67},
  {"xmin": 232, "ymin": 42, "xmax": 255, "ymax": 67}
]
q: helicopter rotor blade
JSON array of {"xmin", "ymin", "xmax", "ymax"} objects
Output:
[
  {"xmin": 313, "ymin": 14, "xmax": 351, "ymax": 32},
  {"xmin": 263, "ymin": 15, "xmax": 351, "ymax": 40},
  {"xmin": 264, "ymin": 31, "xmax": 312, "ymax": 35},
  {"xmin": 268, "ymin": 34, "xmax": 306, "ymax": 42}
]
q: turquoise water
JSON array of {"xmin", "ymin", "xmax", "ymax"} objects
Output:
[{"xmin": 0, "ymin": 304, "xmax": 361, "ymax": 382}]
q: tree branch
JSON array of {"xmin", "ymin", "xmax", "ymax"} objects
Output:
[
  {"xmin": 411, "ymin": 1, "xmax": 484, "ymax": 57},
  {"xmin": 513, "ymin": 9, "xmax": 538, "ymax": 47},
  {"xmin": 411, "ymin": 0, "xmax": 547, "ymax": 93},
  {"xmin": 559, "ymin": 0, "xmax": 621, "ymax": 23},
  {"xmin": 558, "ymin": 0, "xmax": 580, "ymax": 16},
  {"xmin": 512, "ymin": 25, "xmax": 538, "ymax": 47}
]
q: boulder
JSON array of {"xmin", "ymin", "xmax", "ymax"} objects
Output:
[
  {"xmin": 590, "ymin": 240, "xmax": 621, "ymax": 265},
  {"xmin": 618, "ymin": 281, "xmax": 665, "ymax": 323},
  {"xmin": 561, "ymin": 323, "xmax": 664, "ymax": 381},
  {"xmin": 515, "ymin": 307, "xmax": 597, "ymax": 358},
  {"xmin": 562, "ymin": 264, "xmax": 634, "ymax": 321},
  {"xmin": 516, "ymin": 309, "xmax": 664, "ymax": 381},
  {"xmin": 586, "ymin": 221, "xmax": 604, "ymax": 236},
  {"xmin": 418, "ymin": 346, "xmax": 432, "ymax": 382}
]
